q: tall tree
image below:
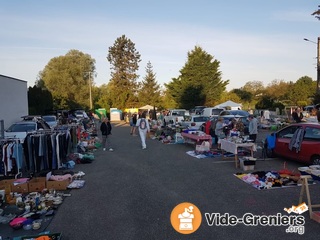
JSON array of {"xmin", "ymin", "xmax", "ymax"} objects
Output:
[
  {"xmin": 107, "ymin": 35, "xmax": 141, "ymax": 110},
  {"xmin": 28, "ymin": 80, "xmax": 53, "ymax": 115},
  {"xmin": 40, "ymin": 49, "xmax": 96, "ymax": 110},
  {"xmin": 165, "ymin": 46, "xmax": 229, "ymax": 109},
  {"xmin": 241, "ymin": 81, "xmax": 265, "ymax": 98},
  {"xmin": 265, "ymin": 79, "xmax": 291, "ymax": 101},
  {"xmin": 138, "ymin": 61, "xmax": 161, "ymax": 108},
  {"xmin": 286, "ymin": 76, "xmax": 316, "ymax": 105}
]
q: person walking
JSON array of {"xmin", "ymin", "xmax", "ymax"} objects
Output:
[
  {"xmin": 248, "ymin": 114, "xmax": 258, "ymax": 143},
  {"xmin": 130, "ymin": 112, "xmax": 138, "ymax": 135},
  {"xmin": 136, "ymin": 112, "xmax": 150, "ymax": 149},
  {"xmin": 100, "ymin": 117, "xmax": 113, "ymax": 151}
]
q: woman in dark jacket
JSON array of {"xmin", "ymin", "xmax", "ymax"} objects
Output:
[{"xmin": 100, "ymin": 117, "xmax": 113, "ymax": 151}]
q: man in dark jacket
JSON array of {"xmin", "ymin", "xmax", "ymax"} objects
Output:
[{"xmin": 100, "ymin": 117, "xmax": 113, "ymax": 151}]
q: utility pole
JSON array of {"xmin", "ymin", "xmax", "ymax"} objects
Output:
[
  {"xmin": 317, "ymin": 37, "xmax": 320, "ymax": 93},
  {"xmin": 304, "ymin": 37, "xmax": 320, "ymax": 94},
  {"xmin": 83, "ymin": 71, "xmax": 97, "ymax": 110}
]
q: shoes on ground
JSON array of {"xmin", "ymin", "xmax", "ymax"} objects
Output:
[
  {"xmin": 103, "ymin": 148, "xmax": 106, "ymax": 151},
  {"xmin": 142, "ymin": 147, "xmax": 146, "ymax": 150},
  {"xmin": 109, "ymin": 148, "xmax": 114, "ymax": 152}
]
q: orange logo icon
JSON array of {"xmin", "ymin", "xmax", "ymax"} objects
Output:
[{"xmin": 170, "ymin": 202, "xmax": 202, "ymax": 234}]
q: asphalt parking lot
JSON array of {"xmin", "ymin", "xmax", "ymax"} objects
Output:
[{"xmin": 4, "ymin": 122, "xmax": 319, "ymax": 239}]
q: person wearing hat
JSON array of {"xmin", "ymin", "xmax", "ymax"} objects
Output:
[{"xmin": 248, "ymin": 114, "xmax": 258, "ymax": 142}]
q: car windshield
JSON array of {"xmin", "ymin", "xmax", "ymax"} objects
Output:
[
  {"xmin": 43, "ymin": 116, "xmax": 56, "ymax": 122},
  {"xmin": 194, "ymin": 116, "xmax": 210, "ymax": 122},
  {"xmin": 172, "ymin": 111, "xmax": 185, "ymax": 116},
  {"xmin": 7, "ymin": 123, "xmax": 36, "ymax": 132}
]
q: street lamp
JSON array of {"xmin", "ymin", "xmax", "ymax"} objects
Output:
[
  {"xmin": 83, "ymin": 71, "xmax": 97, "ymax": 110},
  {"xmin": 304, "ymin": 37, "xmax": 320, "ymax": 93}
]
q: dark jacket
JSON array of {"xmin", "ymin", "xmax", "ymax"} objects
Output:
[
  {"xmin": 292, "ymin": 112, "xmax": 303, "ymax": 123},
  {"xmin": 100, "ymin": 121, "xmax": 112, "ymax": 136}
]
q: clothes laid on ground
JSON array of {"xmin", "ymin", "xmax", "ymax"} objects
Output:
[{"xmin": 234, "ymin": 170, "xmax": 306, "ymax": 190}]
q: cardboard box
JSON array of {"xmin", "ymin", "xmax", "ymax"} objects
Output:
[
  {"xmin": 0, "ymin": 179, "xmax": 15, "ymax": 194},
  {"xmin": 28, "ymin": 177, "xmax": 47, "ymax": 192},
  {"xmin": 11, "ymin": 183, "xmax": 29, "ymax": 193},
  {"xmin": 240, "ymin": 158, "xmax": 256, "ymax": 170},
  {"xmin": 46, "ymin": 180, "xmax": 69, "ymax": 190},
  {"xmin": 243, "ymin": 165, "xmax": 255, "ymax": 171},
  {"xmin": 0, "ymin": 184, "xmax": 11, "ymax": 194}
]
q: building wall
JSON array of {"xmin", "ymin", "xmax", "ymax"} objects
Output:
[{"xmin": 0, "ymin": 74, "xmax": 28, "ymax": 129}]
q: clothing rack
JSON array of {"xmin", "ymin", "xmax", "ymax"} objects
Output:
[{"xmin": 0, "ymin": 138, "xmax": 24, "ymax": 177}]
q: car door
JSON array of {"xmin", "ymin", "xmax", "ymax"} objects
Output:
[
  {"xmin": 298, "ymin": 126, "xmax": 320, "ymax": 163},
  {"xmin": 274, "ymin": 125, "xmax": 301, "ymax": 160}
]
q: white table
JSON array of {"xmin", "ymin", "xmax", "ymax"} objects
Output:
[{"xmin": 220, "ymin": 139, "xmax": 256, "ymax": 168}]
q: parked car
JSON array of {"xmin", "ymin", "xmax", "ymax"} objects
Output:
[
  {"xmin": 189, "ymin": 106, "xmax": 207, "ymax": 115},
  {"xmin": 164, "ymin": 109, "xmax": 187, "ymax": 124},
  {"xmin": 219, "ymin": 110, "xmax": 250, "ymax": 117},
  {"xmin": 201, "ymin": 107, "xmax": 224, "ymax": 117},
  {"xmin": 4, "ymin": 117, "xmax": 51, "ymax": 143},
  {"xmin": 42, "ymin": 115, "xmax": 58, "ymax": 129},
  {"xmin": 74, "ymin": 110, "xmax": 88, "ymax": 119},
  {"xmin": 179, "ymin": 115, "xmax": 210, "ymax": 129},
  {"xmin": 265, "ymin": 122, "xmax": 320, "ymax": 165}
]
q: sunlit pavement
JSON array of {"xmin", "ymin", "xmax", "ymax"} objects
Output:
[{"xmin": 45, "ymin": 122, "xmax": 320, "ymax": 240}]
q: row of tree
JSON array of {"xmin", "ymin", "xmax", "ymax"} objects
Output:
[{"xmin": 29, "ymin": 35, "xmax": 320, "ymax": 115}]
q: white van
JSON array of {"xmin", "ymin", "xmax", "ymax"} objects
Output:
[{"xmin": 201, "ymin": 107, "xmax": 224, "ymax": 117}]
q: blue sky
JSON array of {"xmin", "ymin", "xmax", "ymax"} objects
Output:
[{"xmin": 0, "ymin": 0, "xmax": 319, "ymax": 91}]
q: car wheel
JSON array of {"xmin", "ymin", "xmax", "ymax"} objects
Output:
[{"xmin": 311, "ymin": 155, "xmax": 320, "ymax": 165}]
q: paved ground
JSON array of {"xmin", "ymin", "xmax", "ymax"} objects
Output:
[{"xmin": 8, "ymin": 122, "xmax": 320, "ymax": 239}]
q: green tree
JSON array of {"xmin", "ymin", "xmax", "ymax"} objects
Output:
[
  {"xmin": 255, "ymin": 95, "xmax": 274, "ymax": 110},
  {"xmin": 28, "ymin": 79, "xmax": 53, "ymax": 115},
  {"xmin": 265, "ymin": 79, "xmax": 291, "ymax": 101},
  {"xmin": 40, "ymin": 49, "xmax": 96, "ymax": 110},
  {"xmin": 165, "ymin": 46, "xmax": 229, "ymax": 109},
  {"xmin": 138, "ymin": 61, "xmax": 161, "ymax": 108},
  {"xmin": 95, "ymin": 84, "xmax": 112, "ymax": 110},
  {"xmin": 231, "ymin": 89, "xmax": 253, "ymax": 102},
  {"xmin": 242, "ymin": 81, "xmax": 265, "ymax": 98},
  {"xmin": 286, "ymin": 76, "xmax": 316, "ymax": 105},
  {"xmin": 107, "ymin": 35, "xmax": 141, "ymax": 110}
]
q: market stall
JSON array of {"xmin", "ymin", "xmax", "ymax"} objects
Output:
[
  {"xmin": 220, "ymin": 139, "xmax": 256, "ymax": 168},
  {"xmin": 181, "ymin": 131, "xmax": 212, "ymax": 146}
]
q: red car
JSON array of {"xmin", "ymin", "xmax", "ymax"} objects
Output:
[{"xmin": 265, "ymin": 122, "xmax": 320, "ymax": 165}]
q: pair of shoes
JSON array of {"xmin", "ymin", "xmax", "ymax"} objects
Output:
[
  {"xmin": 142, "ymin": 147, "xmax": 146, "ymax": 150},
  {"xmin": 109, "ymin": 148, "xmax": 114, "ymax": 152},
  {"xmin": 103, "ymin": 148, "xmax": 106, "ymax": 151}
]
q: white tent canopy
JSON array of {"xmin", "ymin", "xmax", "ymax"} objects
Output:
[
  {"xmin": 214, "ymin": 100, "xmax": 242, "ymax": 110},
  {"xmin": 139, "ymin": 104, "xmax": 157, "ymax": 110}
]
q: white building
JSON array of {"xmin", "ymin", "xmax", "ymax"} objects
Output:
[{"xmin": 0, "ymin": 74, "xmax": 28, "ymax": 129}]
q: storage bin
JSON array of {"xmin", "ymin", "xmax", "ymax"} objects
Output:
[{"xmin": 240, "ymin": 158, "xmax": 256, "ymax": 171}]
